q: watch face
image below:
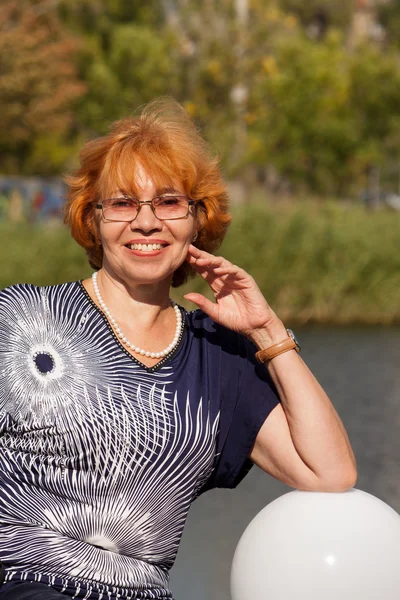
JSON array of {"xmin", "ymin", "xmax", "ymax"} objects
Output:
[{"xmin": 287, "ymin": 329, "xmax": 301, "ymax": 352}]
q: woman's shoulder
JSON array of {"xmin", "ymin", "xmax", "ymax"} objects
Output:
[
  {"xmin": 0, "ymin": 280, "xmax": 81, "ymax": 307},
  {"xmin": 184, "ymin": 308, "xmax": 228, "ymax": 336},
  {"xmin": 184, "ymin": 308, "xmax": 255, "ymax": 357}
]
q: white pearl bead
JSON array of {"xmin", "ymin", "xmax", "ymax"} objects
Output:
[{"xmin": 92, "ymin": 272, "xmax": 182, "ymax": 359}]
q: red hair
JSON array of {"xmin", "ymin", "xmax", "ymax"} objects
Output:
[{"xmin": 64, "ymin": 98, "xmax": 231, "ymax": 286}]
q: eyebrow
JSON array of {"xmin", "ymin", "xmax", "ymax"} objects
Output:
[
  {"xmin": 108, "ymin": 187, "xmax": 184, "ymax": 198},
  {"xmin": 157, "ymin": 187, "xmax": 183, "ymax": 195}
]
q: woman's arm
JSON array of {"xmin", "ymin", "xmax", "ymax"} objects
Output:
[{"xmin": 185, "ymin": 245, "xmax": 357, "ymax": 492}]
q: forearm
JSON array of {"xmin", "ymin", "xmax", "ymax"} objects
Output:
[
  {"xmin": 184, "ymin": 247, "xmax": 356, "ymax": 488},
  {"xmin": 249, "ymin": 321, "xmax": 357, "ymax": 486}
]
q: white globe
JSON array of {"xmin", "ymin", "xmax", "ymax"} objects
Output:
[{"xmin": 231, "ymin": 489, "xmax": 400, "ymax": 600}]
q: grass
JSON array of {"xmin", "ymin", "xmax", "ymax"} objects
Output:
[{"xmin": 2, "ymin": 201, "xmax": 400, "ymax": 325}]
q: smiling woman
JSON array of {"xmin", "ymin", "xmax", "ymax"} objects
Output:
[
  {"xmin": 64, "ymin": 98, "xmax": 231, "ymax": 287},
  {"xmin": 0, "ymin": 98, "xmax": 356, "ymax": 600}
]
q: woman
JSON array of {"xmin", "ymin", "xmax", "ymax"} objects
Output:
[{"xmin": 0, "ymin": 99, "xmax": 356, "ymax": 599}]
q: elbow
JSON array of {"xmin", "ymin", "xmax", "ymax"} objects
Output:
[
  {"xmin": 316, "ymin": 464, "xmax": 358, "ymax": 493},
  {"xmin": 296, "ymin": 462, "xmax": 358, "ymax": 493},
  {"xmin": 339, "ymin": 464, "xmax": 358, "ymax": 491}
]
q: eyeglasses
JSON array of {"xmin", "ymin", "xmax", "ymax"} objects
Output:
[{"xmin": 96, "ymin": 195, "xmax": 195, "ymax": 222}]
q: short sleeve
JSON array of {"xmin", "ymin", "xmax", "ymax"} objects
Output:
[{"xmin": 200, "ymin": 324, "xmax": 280, "ymax": 493}]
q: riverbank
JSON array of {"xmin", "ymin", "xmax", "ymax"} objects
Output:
[{"xmin": 1, "ymin": 202, "xmax": 399, "ymax": 325}]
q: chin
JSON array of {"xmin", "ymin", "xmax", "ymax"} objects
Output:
[{"xmin": 123, "ymin": 266, "xmax": 175, "ymax": 287}]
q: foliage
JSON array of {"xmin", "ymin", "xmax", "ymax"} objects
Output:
[
  {"xmin": 0, "ymin": 0, "xmax": 86, "ymax": 175},
  {"xmin": 0, "ymin": 223, "xmax": 92, "ymax": 287},
  {"xmin": 376, "ymin": 0, "xmax": 400, "ymax": 46},
  {"xmin": 156, "ymin": 0, "xmax": 302, "ymax": 170},
  {"xmin": 2, "ymin": 0, "xmax": 400, "ymax": 197},
  {"xmin": 58, "ymin": 0, "xmax": 175, "ymax": 134},
  {"xmin": 75, "ymin": 24, "xmax": 178, "ymax": 133},
  {"xmin": 278, "ymin": 0, "xmax": 355, "ymax": 34},
  {"xmin": 247, "ymin": 29, "xmax": 400, "ymax": 195},
  {"xmin": 349, "ymin": 42, "xmax": 400, "ymax": 170},
  {"xmin": 247, "ymin": 32, "xmax": 356, "ymax": 193}
]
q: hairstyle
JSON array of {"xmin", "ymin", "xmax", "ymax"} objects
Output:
[{"xmin": 64, "ymin": 98, "xmax": 231, "ymax": 287}]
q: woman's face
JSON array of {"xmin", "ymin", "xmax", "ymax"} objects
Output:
[{"xmin": 96, "ymin": 164, "xmax": 197, "ymax": 288}]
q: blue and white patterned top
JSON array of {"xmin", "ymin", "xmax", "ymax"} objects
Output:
[{"xmin": 0, "ymin": 281, "xmax": 279, "ymax": 599}]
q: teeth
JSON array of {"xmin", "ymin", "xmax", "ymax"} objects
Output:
[{"xmin": 129, "ymin": 243, "xmax": 163, "ymax": 251}]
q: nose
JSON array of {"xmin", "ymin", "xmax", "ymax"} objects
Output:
[{"xmin": 130, "ymin": 201, "xmax": 162, "ymax": 232}]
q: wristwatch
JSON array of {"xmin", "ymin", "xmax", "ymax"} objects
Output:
[{"xmin": 255, "ymin": 329, "xmax": 301, "ymax": 363}]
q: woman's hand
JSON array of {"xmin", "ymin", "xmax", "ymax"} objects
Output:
[{"xmin": 185, "ymin": 245, "xmax": 285, "ymax": 341}]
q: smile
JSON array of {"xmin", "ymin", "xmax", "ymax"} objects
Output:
[{"xmin": 127, "ymin": 243, "xmax": 164, "ymax": 251}]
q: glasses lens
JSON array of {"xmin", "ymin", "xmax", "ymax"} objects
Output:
[
  {"xmin": 103, "ymin": 198, "xmax": 138, "ymax": 221},
  {"xmin": 153, "ymin": 196, "xmax": 189, "ymax": 219}
]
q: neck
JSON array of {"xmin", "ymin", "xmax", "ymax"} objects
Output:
[
  {"xmin": 96, "ymin": 267, "xmax": 172, "ymax": 319},
  {"xmin": 89, "ymin": 270, "xmax": 183, "ymax": 360}
]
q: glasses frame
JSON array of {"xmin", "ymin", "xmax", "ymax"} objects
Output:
[{"xmin": 95, "ymin": 195, "xmax": 196, "ymax": 222}]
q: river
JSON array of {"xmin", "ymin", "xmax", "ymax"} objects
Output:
[{"xmin": 170, "ymin": 326, "xmax": 400, "ymax": 600}]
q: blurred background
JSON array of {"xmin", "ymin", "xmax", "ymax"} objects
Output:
[{"xmin": 1, "ymin": 1, "xmax": 399, "ymax": 598}]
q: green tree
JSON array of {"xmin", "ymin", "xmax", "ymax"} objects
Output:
[
  {"xmin": 157, "ymin": 0, "xmax": 300, "ymax": 172},
  {"xmin": 75, "ymin": 24, "xmax": 178, "ymax": 133},
  {"xmin": 349, "ymin": 42, "xmax": 400, "ymax": 191},
  {"xmin": 247, "ymin": 30, "xmax": 400, "ymax": 196},
  {"xmin": 58, "ymin": 0, "xmax": 176, "ymax": 134},
  {"xmin": 247, "ymin": 32, "xmax": 358, "ymax": 194}
]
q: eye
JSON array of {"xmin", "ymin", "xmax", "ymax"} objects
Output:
[
  {"xmin": 156, "ymin": 196, "xmax": 183, "ymax": 207},
  {"xmin": 110, "ymin": 197, "xmax": 137, "ymax": 208}
]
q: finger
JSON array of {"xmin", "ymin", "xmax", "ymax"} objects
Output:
[
  {"xmin": 211, "ymin": 264, "xmax": 241, "ymax": 276},
  {"xmin": 184, "ymin": 293, "xmax": 220, "ymax": 321},
  {"xmin": 193, "ymin": 263, "xmax": 246, "ymax": 288},
  {"xmin": 187, "ymin": 245, "xmax": 231, "ymax": 267},
  {"xmin": 187, "ymin": 256, "xmax": 222, "ymax": 278},
  {"xmin": 189, "ymin": 261, "xmax": 243, "ymax": 292},
  {"xmin": 188, "ymin": 254, "xmax": 231, "ymax": 273},
  {"xmin": 186, "ymin": 245, "xmax": 213, "ymax": 263},
  {"xmin": 187, "ymin": 244, "xmax": 211, "ymax": 258},
  {"xmin": 190, "ymin": 265, "xmax": 219, "ymax": 287}
]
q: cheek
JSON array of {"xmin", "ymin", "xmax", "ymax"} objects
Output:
[
  {"xmin": 98, "ymin": 223, "xmax": 125, "ymax": 247},
  {"xmin": 174, "ymin": 220, "xmax": 196, "ymax": 243}
]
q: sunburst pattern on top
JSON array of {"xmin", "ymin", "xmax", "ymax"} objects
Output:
[{"xmin": 0, "ymin": 282, "xmax": 220, "ymax": 599}]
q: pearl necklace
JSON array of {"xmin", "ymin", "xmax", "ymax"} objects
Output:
[{"xmin": 92, "ymin": 271, "xmax": 183, "ymax": 359}]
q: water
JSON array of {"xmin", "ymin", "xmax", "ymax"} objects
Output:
[{"xmin": 170, "ymin": 326, "xmax": 400, "ymax": 600}]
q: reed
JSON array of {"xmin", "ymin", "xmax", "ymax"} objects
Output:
[
  {"xmin": 1, "ymin": 202, "xmax": 399, "ymax": 325},
  {"xmin": 178, "ymin": 201, "xmax": 400, "ymax": 325}
]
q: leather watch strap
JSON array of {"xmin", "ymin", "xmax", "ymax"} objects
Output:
[{"xmin": 255, "ymin": 336, "xmax": 298, "ymax": 363}]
